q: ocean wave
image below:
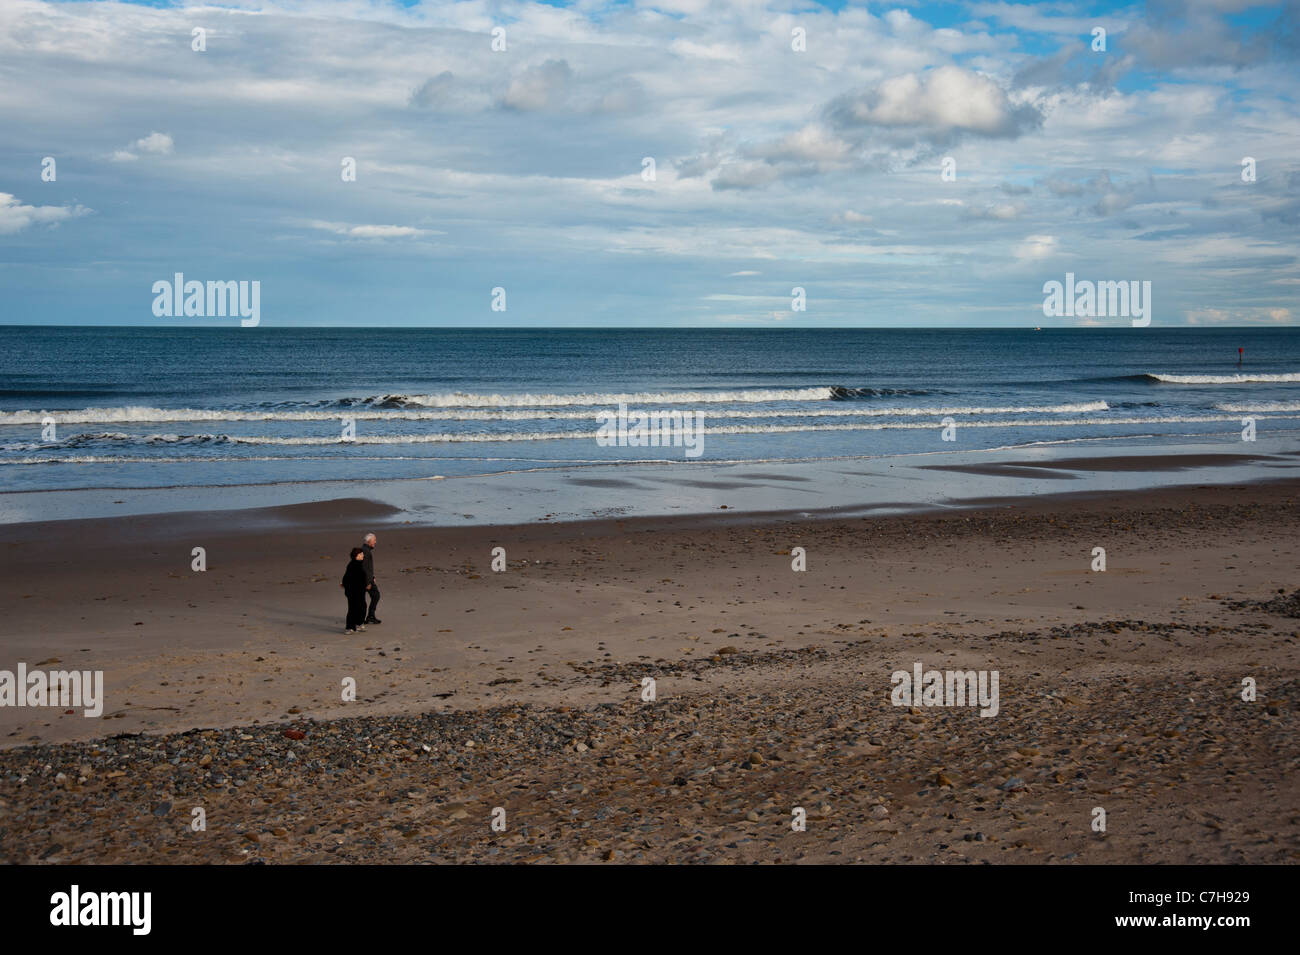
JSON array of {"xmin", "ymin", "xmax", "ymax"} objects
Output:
[
  {"xmin": 1215, "ymin": 400, "xmax": 1300, "ymax": 412},
  {"xmin": 828, "ymin": 386, "xmax": 935, "ymax": 399},
  {"xmin": 1147, "ymin": 373, "xmax": 1300, "ymax": 385},
  {"xmin": 0, "ymin": 400, "xmax": 1111, "ymax": 426},
  {"xmin": 7, "ymin": 413, "xmax": 1300, "ymax": 454},
  {"xmin": 2, "ymin": 431, "xmax": 134, "ymax": 451},
  {"xmin": 14, "ymin": 413, "xmax": 1276, "ymax": 447},
  {"xmin": 3, "ymin": 432, "xmax": 237, "ymax": 451},
  {"xmin": 1076, "ymin": 374, "xmax": 1157, "ymax": 384},
  {"xmin": 11, "ymin": 407, "xmax": 1300, "ymax": 453},
  {"xmin": 353, "ymin": 387, "xmax": 838, "ymax": 408},
  {"xmin": 228, "ymin": 414, "xmax": 1300, "ymax": 443}
]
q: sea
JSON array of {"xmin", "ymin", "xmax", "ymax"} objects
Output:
[{"xmin": 2, "ymin": 326, "xmax": 1298, "ymax": 498}]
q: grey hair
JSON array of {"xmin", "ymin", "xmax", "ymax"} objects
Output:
[{"xmin": 364, "ymin": 533, "xmax": 376, "ymax": 543}]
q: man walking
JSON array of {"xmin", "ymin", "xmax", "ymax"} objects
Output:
[{"xmin": 362, "ymin": 532, "xmax": 381, "ymax": 624}]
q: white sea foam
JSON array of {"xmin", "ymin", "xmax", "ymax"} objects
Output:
[
  {"xmin": 0, "ymin": 400, "xmax": 1109, "ymax": 426},
  {"xmin": 391, "ymin": 388, "xmax": 837, "ymax": 407},
  {"xmin": 12, "ymin": 409, "xmax": 1300, "ymax": 454},
  {"xmin": 1215, "ymin": 400, "xmax": 1300, "ymax": 412},
  {"xmin": 65, "ymin": 413, "xmax": 1284, "ymax": 446},
  {"xmin": 1148, "ymin": 373, "xmax": 1300, "ymax": 384}
]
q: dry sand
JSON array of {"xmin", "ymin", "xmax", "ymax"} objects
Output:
[{"xmin": 0, "ymin": 480, "xmax": 1297, "ymax": 863}]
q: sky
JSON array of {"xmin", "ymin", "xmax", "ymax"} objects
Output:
[{"xmin": 0, "ymin": 0, "xmax": 1297, "ymax": 327}]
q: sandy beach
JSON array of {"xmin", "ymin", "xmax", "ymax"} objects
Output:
[
  {"xmin": 1, "ymin": 468, "xmax": 1297, "ymax": 864},
  {"xmin": 6, "ymin": 0, "xmax": 1300, "ymax": 888}
]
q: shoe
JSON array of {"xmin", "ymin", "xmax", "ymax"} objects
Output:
[
  {"xmin": 344, "ymin": 628, "xmax": 356, "ymax": 634},
  {"xmin": 366, "ymin": 617, "xmax": 381, "ymax": 625},
  {"xmin": 357, "ymin": 625, "xmax": 367, "ymax": 631}
]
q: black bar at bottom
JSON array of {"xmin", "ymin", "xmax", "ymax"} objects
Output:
[{"xmin": 0, "ymin": 863, "xmax": 1282, "ymax": 942}]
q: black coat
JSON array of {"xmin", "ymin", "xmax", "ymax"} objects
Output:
[
  {"xmin": 342, "ymin": 559, "xmax": 368, "ymax": 594},
  {"xmin": 362, "ymin": 544, "xmax": 376, "ymax": 585}
]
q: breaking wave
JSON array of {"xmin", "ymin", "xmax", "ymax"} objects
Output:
[
  {"xmin": 1147, "ymin": 373, "xmax": 1300, "ymax": 385},
  {"xmin": 0, "ymin": 400, "xmax": 1110, "ymax": 426}
]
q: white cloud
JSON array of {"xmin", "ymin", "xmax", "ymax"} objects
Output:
[
  {"xmin": 966, "ymin": 201, "xmax": 1025, "ymax": 220},
  {"xmin": 502, "ymin": 59, "xmax": 572, "ymax": 111},
  {"xmin": 0, "ymin": 193, "xmax": 91, "ymax": 234},
  {"xmin": 1014, "ymin": 234, "xmax": 1059, "ymax": 261},
  {"xmin": 832, "ymin": 65, "xmax": 1038, "ymax": 138},
  {"xmin": 757, "ymin": 124, "xmax": 853, "ymax": 164},
  {"xmin": 1186, "ymin": 306, "xmax": 1294, "ymax": 324},
  {"xmin": 112, "ymin": 131, "xmax": 173, "ymax": 162},
  {"xmin": 136, "ymin": 132, "xmax": 173, "ymax": 154},
  {"xmin": 713, "ymin": 162, "xmax": 781, "ymax": 190},
  {"xmin": 308, "ymin": 220, "xmax": 439, "ymax": 240},
  {"xmin": 831, "ymin": 210, "xmax": 873, "ymax": 225},
  {"xmin": 669, "ymin": 39, "xmax": 742, "ymax": 62}
]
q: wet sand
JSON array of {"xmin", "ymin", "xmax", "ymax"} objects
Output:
[
  {"xmin": 7, "ymin": 439, "xmax": 1300, "ymax": 527},
  {"xmin": 921, "ymin": 450, "xmax": 1296, "ymax": 476}
]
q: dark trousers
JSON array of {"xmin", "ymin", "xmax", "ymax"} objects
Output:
[
  {"xmin": 345, "ymin": 589, "xmax": 367, "ymax": 630},
  {"xmin": 366, "ymin": 582, "xmax": 380, "ymax": 620}
]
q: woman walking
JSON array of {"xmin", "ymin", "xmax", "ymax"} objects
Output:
[{"xmin": 341, "ymin": 546, "xmax": 368, "ymax": 633}]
